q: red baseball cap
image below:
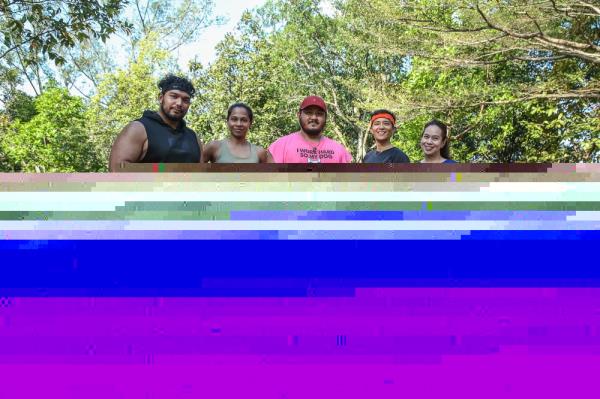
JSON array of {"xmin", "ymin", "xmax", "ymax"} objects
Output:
[{"xmin": 300, "ymin": 96, "xmax": 327, "ymax": 112}]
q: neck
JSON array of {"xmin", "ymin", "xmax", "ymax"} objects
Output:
[
  {"xmin": 424, "ymin": 152, "xmax": 445, "ymax": 163},
  {"xmin": 300, "ymin": 130, "xmax": 322, "ymax": 143},
  {"xmin": 228, "ymin": 135, "xmax": 248, "ymax": 145},
  {"xmin": 158, "ymin": 110, "xmax": 180, "ymax": 130},
  {"xmin": 375, "ymin": 140, "xmax": 393, "ymax": 152}
]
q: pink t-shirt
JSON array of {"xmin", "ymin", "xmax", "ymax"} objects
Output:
[{"xmin": 268, "ymin": 132, "xmax": 353, "ymax": 163}]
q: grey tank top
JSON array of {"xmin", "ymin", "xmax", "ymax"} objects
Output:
[{"xmin": 215, "ymin": 140, "xmax": 260, "ymax": 163}]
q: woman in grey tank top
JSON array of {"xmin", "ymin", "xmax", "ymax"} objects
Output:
[{"xmin": 201, "ymin": 103, "xmax": 272, "ymax": 163}]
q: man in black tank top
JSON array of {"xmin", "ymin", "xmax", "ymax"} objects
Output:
[{"xmin": 109, "ymin": 75, "xmax": 202, "ymax": 171}]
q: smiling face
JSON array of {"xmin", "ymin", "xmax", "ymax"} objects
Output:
[
  {"xmin": 421, "ymin": 124, "xmax": 447, "ymax": 158},
  {"xmin": 298, "ymin": 105, "xmax": 327, "ymax": 136},
  {"xmin": 227, "ymin": 106, "xmax": 252, "ymax": 139},
  {"xmin": 159, "ymin": 89, "xmax": 191, "ymax": 122},
  {"xmin": 370, "ymin": 117, "xmax": 395, "ymax": 144}
]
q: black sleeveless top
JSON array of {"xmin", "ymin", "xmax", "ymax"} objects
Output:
[{"xmin": 138, "ymin": 111, "xmax": 201, "ymax": 163}]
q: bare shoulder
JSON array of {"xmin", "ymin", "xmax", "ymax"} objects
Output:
[
  {"xmin": 204, "ymin": 139, "xmax": 222, "ymax": 152},
  {"xmin": 119, "ymin": 121, "xmax": 147, "ymax": 140},
  {"xmin": 201, "ymin": 139, "xmax": 221, "ymax": 163},
  {"xmin": 109, "ymin": 121, "xmax": 148, "ymax": 171}
]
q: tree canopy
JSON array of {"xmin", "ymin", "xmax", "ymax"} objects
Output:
[
  {"xmin": 0, "ymin": 0, "xmax": 128, "ymax": 63},
  {"xmin": 0, "ymin": 0, "xmax": 598, "ymax": 171}
]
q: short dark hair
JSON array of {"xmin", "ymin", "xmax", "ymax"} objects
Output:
[
  {"xmin": 158, "ymin": 74, "xmax": 196, "ymax": 97},
  {"xmin": 370, "ymin": 109, "xmax": 397, "ymax": 123},
  {"xmin": 227, "ymin": 103, "xmax": 254, "ymax": 123},
  {"xmin": 424, "ymin": 119, "xmax": 451, "ymax": 160}
]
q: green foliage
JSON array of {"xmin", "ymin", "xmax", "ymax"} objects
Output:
[
  {"xmin": 391, "ymin": 55, "xmax": 599, "ymax": 162},
  {"xmin": 193, "ymin": 0, "xmax": 598, "ymax": 163},
  {"xmin": 188, "ymin": 10, "xmax": 303, "ymax": 149},
  {"xmin": 0, "ymin": 112, "xmax": 12, "ymax": 169},
  {"xmin": 188, "ymin": 0, "xmax": 395, "ymax": 158},
  {"xmin": 86, "ymin": 34, "xmax": 173, "ymax": 168},
  {"xmin": 51, "ymin": 0, "xmax": 224, "ymax": 99},
  {"xmin": 0, "ymin": 0, "xmax": 598, "ymax": 171},
  {"xmin": 3, "ymin": 90, "xmax": 36, "ymax": 122},
  {"xmin": 129, "ymin": 0, "xmax": 225, "ymax": 52},
  {"xmin": 0, "ymin": 0, "xmax": 129, "ymax": 64},
  {"xmin": 0, "ymin": 62, "xmax": 21, "ymax": 98},
  {"xmin": 342, "ymin": 0, "xmax": 599, "ymax": 162},
  {"xmin": 0, "ymin": 87, "xmax": 103, "ymax": 171}
]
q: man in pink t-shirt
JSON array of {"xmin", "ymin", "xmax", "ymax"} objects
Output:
[{"xmin": 268, "ymin": 96, "xmax": 352, "ymax": 163}]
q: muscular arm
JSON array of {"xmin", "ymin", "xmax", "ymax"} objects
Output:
[{"xmin": 108, "ymin": 121, "xmax": 147, "ymax": 172}]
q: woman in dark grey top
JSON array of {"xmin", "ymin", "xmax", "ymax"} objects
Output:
[{"xmin": 201, "ymin": 103, "xmax": 271, "ymax": 163}]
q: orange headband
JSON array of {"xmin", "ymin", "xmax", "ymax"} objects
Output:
[{"xmin": 370, "ymin": 113, "xmax": 396, "ymax": 126}]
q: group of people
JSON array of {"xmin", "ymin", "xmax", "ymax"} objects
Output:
[{"xmin": 109, "ymin": 75, "xmax": 456, "ymax": 171}]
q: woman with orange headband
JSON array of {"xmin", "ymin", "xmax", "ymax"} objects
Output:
[{"xmin": 363, "ymin": 109, "xmax": 410, "ymax": 163}]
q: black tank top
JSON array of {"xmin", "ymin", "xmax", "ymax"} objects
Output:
[{"xmin": 137, "ymin": 110, "xmax": 201, "ymax": 163}]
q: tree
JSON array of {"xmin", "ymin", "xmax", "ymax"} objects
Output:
[
  {"xmin": 128, "ymin": 0, "xmax": 224, "ymax": 53},
  {"xmin": 0, "ymin": 111, "xmax": 11, "ymax": 169},
  {"xmin": 0, "ymin": 87, "xmax": 103, "ymax": 172},
  {"xmin": 344, "ymin": 0, "xmax": 600, "ymax": 102},
  {"xmin": 0, "ymin": 61, "xmax": 22, "ymax": 105},
  {"xmin": 190, "ymin": 0, "xmax": 600, "ymax": 161},
  {"xmin": 56, "ymin": 0, "xmax": 225, "ymax": 97},
  {"xmin": 86, "ymin": 34, "xmax": 173, "ymax": 168},
  {"xmin": 2, "ymin": 89, "xmax": 36, "ymax": 122},
  {"xmin": 188, "ymin": 9, "xmax": 304, "ymax": 149},
  {"xmin": 0, "ymin": 0, "xmax": 130, "ymax": 100},
  {"xmin": 342, "ymin": 0, "xmax": 599, "ymax": 161},
  {"xmin": 189, "ymin": 0, "xmax": 393, "ymax": 159},
  {"xmin": 1, "ymin": 0, "xmax": 223, "ymax": 98},
  {"xmin": 0, "ymin": 0, "xmax": 128, "ymax": 63},
  {"xmin": 1, "ymin": 0, "xmax": 596, "ymax": 168}
]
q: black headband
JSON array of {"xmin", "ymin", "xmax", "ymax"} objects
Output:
[{"xmin": 162, "ymin": 84, "xmax": 193, "ymax": 96}]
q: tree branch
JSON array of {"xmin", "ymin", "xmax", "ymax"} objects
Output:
[
  {"xmin": 577, "ymin": 1, "xmax": 600, "ymax": 15},
  {"xmin": 475, "ymin": 3, "xmax": 600, "ymax": 65},
  {"xmin": 13, "ymin": 47, "xmax": 40, "ymax": 95},
  {"xmin": 404, "ymin": 89, "xmax": 600, "ymax": 112},
  {"xmin": 135, "ymin": 0, "xmax": 146, "ymax": 33}
]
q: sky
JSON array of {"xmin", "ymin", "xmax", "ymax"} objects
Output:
[
  {"xmin": 175, "ymin": 0, "xmax": 269, "ymax": 69},
  {"xmin": 174, "ymin": 0, "xmax": 335, "ymax": 69}
]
